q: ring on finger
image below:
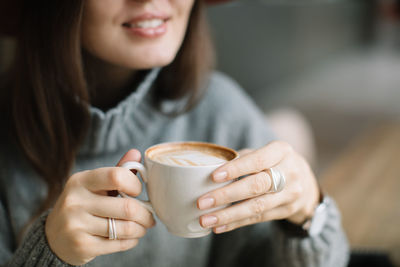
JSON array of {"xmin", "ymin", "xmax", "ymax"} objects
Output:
[
  {"xmin": 267, "ymin": 168, "xmax": 286, "ymax": 193},
  {"xmin": 108, "ymin": 217, "xmax": 117, "ymax": 240}
]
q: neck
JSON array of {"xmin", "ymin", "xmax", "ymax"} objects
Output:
[{"xmin": 83, "ymin": 51, "xmax": 138, "ymax": 111}]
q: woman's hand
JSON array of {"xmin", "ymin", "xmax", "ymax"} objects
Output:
[
  {"xmin": 45, "ymin": 149, "xmax": 155, "ymax": 266},
  {"xmin": 197, "ymin": 141, "xmax": 320, "ymax": 233}
]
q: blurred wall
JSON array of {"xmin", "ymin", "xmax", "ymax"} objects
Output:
[{"xmin": 206, "ymin": 0, "xmax": 373, "ymax": 109}]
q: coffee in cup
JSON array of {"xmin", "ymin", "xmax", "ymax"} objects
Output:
[{"xmin": 148, "ymin": 142, "xmax": 234, "ymax": 167}]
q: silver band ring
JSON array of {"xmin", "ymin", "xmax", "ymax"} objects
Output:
[
  {"xmin": 108, "ymin": 217, "xmax": 117, "ymax": 240},
  {"xmin": 268, "ymin": 167, "xmax": 286, "ymax": 193}
]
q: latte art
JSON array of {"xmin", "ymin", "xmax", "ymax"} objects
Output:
[{"xmin": 152, "ymin": 150, "xmax": 228, "ymax": 166}]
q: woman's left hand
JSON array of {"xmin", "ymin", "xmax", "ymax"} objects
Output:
[{"xmin": 197, "ymin": 141, "xmax": 320, "ymax": 233}]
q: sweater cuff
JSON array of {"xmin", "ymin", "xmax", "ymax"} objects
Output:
[
  {"xmin": 271, "ymin": 196, "xmax": 350, "ymax": 267},
  {"xmin": 7, "ymin": 210, "xmax": 73, "ymax": 267}
]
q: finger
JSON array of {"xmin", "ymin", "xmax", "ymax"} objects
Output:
[
  {"xmin": 212, "ymin": 141, "xmax": 292, "ymax": 182},
  {"xmin": 89, "ymin": 235, "xmax": 140, "ymax": 256},
  {"xmin": 199, "ymin": 192, "xmax": 293, "ymax": 229},
  {"xmin": 213, "ymin": 203, "xmax": 302, "ymax": 234},
  {"xmin": 238, "ymin": 149, "xmax": 253, "ymax": 157},
  {"xmin": 87, "ymin": 194, "xmax": 156, "ymax": 228},
  {"xmin": 78, "ymin": 167, "xmax": 142, "ymax": 197},
  {"xmin": 107, "ymin": 149, "xmax": 142, "ymax": 197},
  {"xmin": 87, "ymin": 215, "xmax": 147, "ymax": 240},
  {"xmin": 198, "ymin": 171, "xmax": 273, "ymax": 210},
  {"xmin": 116, "ymin": 149, "xmax": 142, "ymax": 167}
]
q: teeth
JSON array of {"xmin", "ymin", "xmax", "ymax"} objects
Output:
[{"xmin": 130, "ymin": 19, "xmax": 164, "ymax": 29}]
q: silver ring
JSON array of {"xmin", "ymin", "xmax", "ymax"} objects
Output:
[
  {"xmin": 108, "ymin": 217, "xmax": 117, "ymax": 240},
  {"xmin": 268, "ymin": 168, "xmax": 286, "ymax": 193}
]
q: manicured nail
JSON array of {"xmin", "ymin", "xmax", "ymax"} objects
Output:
[
  {"xmin": 215, "ymin": 225, "xmax": 227, "ymax": 233},
  {"xmin": 202, "ymin": 216, "xmax": 218, "ymax": 227},
  {"xmin": 198, "ymin": 197, "xmax": 215, "ymax": 210},
  {"xmin": 213, "ymin": 171, "xmax": 228, "ymax": 182}
]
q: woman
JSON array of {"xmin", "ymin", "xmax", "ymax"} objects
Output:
[{"xmin": 0, "ymin": 0, "xmax": 349, "ymax": 266}]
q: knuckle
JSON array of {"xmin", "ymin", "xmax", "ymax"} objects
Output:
[
  {"xmin": 63, "ymin": 214, "xmax": 84, "ymax": 233},
  {"xmin": 215, "ymin": 189, "xmax": 229, "ymax": 205},
  {"xmin": 251, "ymin": 198, "xmax": 267, "ymax": 215},
  {"xmin": 291, "ymin": 184, "xmax": 304, "ymax": 198},
  {"xmin": 62, "ymin": 194, "xmax": 75, "ymax": 207},
  {"xmin": 142, "ymin": 213, "xmax": 154, "ymax": 228},
  {"xmin": 64, "ymin": 220, "xmax": 77, "ymax": 233},
  {"xmin": 123, "ymin": 199, "xmax": 136, "ymax": 219},
  {"xmin": 132, "ymin": 177, "xmax": 142, "ymax": 196},
  {"xmin": 218, "ymin": 210, "xmax": 232, "ymax": 224},
  {"xmin": 65, "ymin": 172, "xmax": 82, "ymax": 189},
  {"xmin": 123, "ymin": 221, "xmax": 137, "ymax": 237},
  {"xmin": 250, "ymin": 173, "xmax": 269, "ymax": 196},
  {"xmin": 285, "ymin": 203, "xmax": 297, "ymax": 215},
  {"xmin": 109, "ymin": 168, "xmax": 124, "ymax": 190},
  {"xmin": 226, "ymin": 163, "xmax": 239, "ymax": 179},
  {"xmin": 72, "ymin": 236, "xmax": 89, "ymax": 254},
  {"xmin": 254, "ymin": 156, "xmax": 266, "ymax": 172},
  {"xmin": 63, "ymin": 213, "xmax": 85, "ymax": 232},
  {"xmin": 62, "ymin": 194, "xmax": 81, "ymax": 210}
]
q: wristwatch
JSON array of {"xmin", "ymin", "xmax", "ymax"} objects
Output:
[{"xmin": 277, "ymin": 193, "xmax": 329, "ymax": 238}]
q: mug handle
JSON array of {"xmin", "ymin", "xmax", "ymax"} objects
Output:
[{"xmin": 119, "ymin": 161, "xmax": 155, "ymax": 214}]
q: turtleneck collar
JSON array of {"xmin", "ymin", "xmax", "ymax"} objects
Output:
[{"xmin": 78, "ymin": 68, "xmax": 161, "ymax": 156}]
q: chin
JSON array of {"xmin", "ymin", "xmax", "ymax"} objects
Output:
[
  {"xmin": 128, "ymin": 55, "xmax": 177, "ymax": 70},
  {"xmin": 137, "ymin": 45, "xmax": 179, "ymax": 66}
]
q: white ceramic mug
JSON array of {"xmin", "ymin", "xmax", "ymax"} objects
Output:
[{"xmin": 119, "ymin": 141, "xmax": 238, "ymax": 238}]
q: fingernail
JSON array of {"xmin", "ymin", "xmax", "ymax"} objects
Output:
[
  {"xmin": 202, "ymin": 216, "xmax": 218, "ymax": 227},
  {"xmin": 215, "ymin": 225, "xmax": 227, "ymax": 233},
  {"xmin": 213, "ymin": 171, "xmax": 228, "ymax": 182},
  {"xmin": 198, "ymin": 197, "xmax": 215, "ymax": 210}
]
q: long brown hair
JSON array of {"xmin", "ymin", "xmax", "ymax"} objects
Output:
[{"xmin": 2, "ymin": 0, "xmax": 214, "ymax": 213}]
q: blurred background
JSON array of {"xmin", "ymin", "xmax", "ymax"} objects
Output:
[
  {"xmin": 207, "ymin": 0, "xmax": 399, "ymax": 172},
  {"xmin": 206, "ymin": 0, "xmax": 400, "ymax": 266},
  {"xmin": 1, "ymin": 0, "xmax": 400, "ymax": 266}
]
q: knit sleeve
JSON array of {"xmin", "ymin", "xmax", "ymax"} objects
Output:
[
  {"xmin": 1, "ymin": 210, "xmax": 72, "ymax": 267},
  {"xmin": 269, "ymin": 196, "xmax": 349, "ymax": 267}
]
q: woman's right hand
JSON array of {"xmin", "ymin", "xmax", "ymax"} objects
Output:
[{"xmin": 45, "ymin": 149, "xmax": 155, "ymax": 266}]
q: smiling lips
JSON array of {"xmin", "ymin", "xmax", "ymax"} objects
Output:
[{"xmin": 123, "ymin": 14, "xmax": 170, "ymax": 38}]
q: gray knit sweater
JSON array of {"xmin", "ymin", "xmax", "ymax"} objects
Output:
[{"xmin": 0, "ymin": 69, "xmax": 349, "ymax": 267}]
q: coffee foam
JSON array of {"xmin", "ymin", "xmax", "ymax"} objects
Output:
[{"xmin": 152, "ymin": 149, "xmax": 228, "ymax": 167}]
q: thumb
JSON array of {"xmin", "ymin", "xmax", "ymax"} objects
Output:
[{"xmin": 116, "ymin": 149, "xmax": 142, "ymax": 167}]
